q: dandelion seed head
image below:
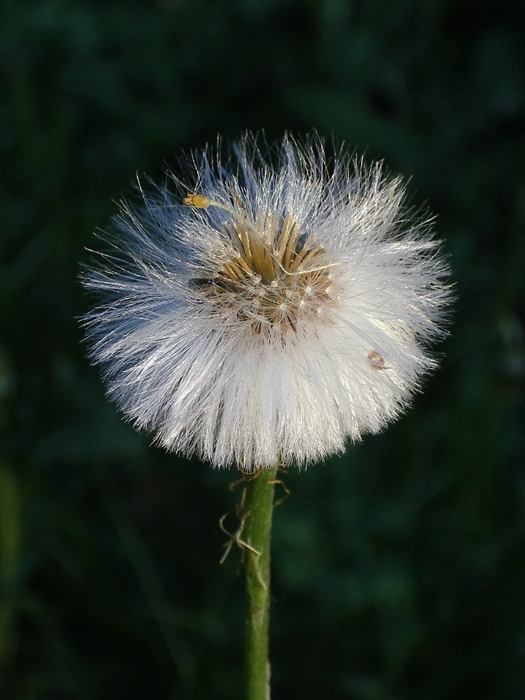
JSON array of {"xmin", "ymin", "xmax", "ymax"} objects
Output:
[{"xmin": 82, "ymin": 133, "xmax": 452, "ymax": 470}]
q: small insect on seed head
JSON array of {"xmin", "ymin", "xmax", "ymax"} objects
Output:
[
  {"xmin": 368, "ymin": 350, "xmax": 386, "ymax": 370},
  {"xmin": 183, "ymin": 193, "xmax": 211, "ymax": 209}
]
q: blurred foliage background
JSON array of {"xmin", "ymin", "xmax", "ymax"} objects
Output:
[{"xmin": 1, "ymin": 0, "xmax": 524, "ymax": 698}]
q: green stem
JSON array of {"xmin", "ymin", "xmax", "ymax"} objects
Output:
[{"xmin": 242, "ymin": 465, "xmax": 278, "ymax": 700}]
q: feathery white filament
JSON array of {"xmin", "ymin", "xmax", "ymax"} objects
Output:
[{"xmin": 82, "ymin": 133, "xmax": 452, "ymax": 469}]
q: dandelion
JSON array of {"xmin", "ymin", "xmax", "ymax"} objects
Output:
[
  {"xmin": 82, "ymin": 133, "xmax": 451, "ymax": 471},
  {"xmin": 81, "ymin": 133, "xmax": 452, "ymax": 700}
]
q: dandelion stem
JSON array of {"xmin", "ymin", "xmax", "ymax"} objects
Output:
[{"xmin": 242, "ymin": 465, "xmax": 278, "ymax": 700}]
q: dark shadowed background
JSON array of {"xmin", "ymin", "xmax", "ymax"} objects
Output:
[{"xmin": 2, "ymin": 0, "xmax": 524, "ymax": 698}]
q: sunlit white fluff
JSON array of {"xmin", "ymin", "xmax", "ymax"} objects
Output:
[{"xmin": 82, "ymin": 133, "xmax": 451, "ymax": 469}]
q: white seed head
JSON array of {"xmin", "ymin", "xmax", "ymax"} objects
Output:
[{"xmin": 82, "ymin": 133, "xmax": 452, "ymax": 469}]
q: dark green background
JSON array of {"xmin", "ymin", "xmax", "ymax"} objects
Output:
[{"xmin": 2, "ymin": 0, "xmax": 524, "ymax": 698}]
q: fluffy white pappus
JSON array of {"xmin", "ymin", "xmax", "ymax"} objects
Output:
[{"xmin": 82, "ymin": 133, "xmax": 452, "ymax": 470}]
